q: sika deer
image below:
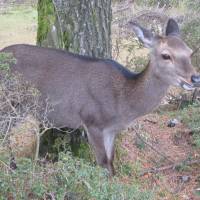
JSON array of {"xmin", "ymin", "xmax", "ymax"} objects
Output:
[{"xmin": 1, "ymin": 18, "xmax": 200, "ymax": 175}]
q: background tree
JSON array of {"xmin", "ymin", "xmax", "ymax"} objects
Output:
[{"xmin": 37, "ymin": 0, "xmax": 112, "ymax": 58}]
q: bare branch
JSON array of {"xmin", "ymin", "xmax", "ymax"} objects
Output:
[
  {"xmin": 133, "ymin": 125, "xmax": 174, "ymax": 163},
  {"xmin": 140, "ymin": 159, "xmax": 200, "ymax": 176}
]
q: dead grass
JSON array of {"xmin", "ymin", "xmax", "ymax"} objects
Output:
[
  {"xmin": 0, "ymin": 6, "xmax": 37, "ymax": 49},
  {"xmin": 9, "ymin": 114, "xmax": 39, "ymax": 159}
]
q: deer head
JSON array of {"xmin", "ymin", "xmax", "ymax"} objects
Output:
[{"xmin": 129, "ymin": 18, "xmax": 200, "ymax": 90}]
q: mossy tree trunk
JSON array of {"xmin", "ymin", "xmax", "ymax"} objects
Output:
[{"xmin": 37, "ymin": 0, "xmax": 112, "ymax": 58}]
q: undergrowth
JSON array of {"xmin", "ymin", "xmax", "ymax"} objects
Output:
[
  {"xmin": 174, "ymin": 101, "xmax": 200, "ymax": 149},
  {"xmin": 181, "ymin": 103, "xmax": 200, "ymax": 148},
  {"xmin": 0, "ymin": 152, "xmax": 154, "ymax": 200}
]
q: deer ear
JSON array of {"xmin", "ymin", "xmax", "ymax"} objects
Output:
[
  {"xmin": 129, "ymin": 21, "xmax": 154, "ymax": 48},
  {"xmin": 166, "ymin": 18, "xmax": 180, "ymax": 36}
]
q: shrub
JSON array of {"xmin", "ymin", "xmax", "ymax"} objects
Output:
[
  {"xmin": 177, "ymin": 102, "xmax": 200, "ymax": 149},
  {"xmin": 0, "ymin": 152, "xmax": 154, "ymax": 199}
]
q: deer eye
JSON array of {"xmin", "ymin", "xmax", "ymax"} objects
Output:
[{"xmin": 161, "ymin": 53, "xmax": 171, "ymax": 60}]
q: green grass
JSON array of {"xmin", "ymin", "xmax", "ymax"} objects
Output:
[
  {"xmin": 0, "ymin": 6, "xmax": 37, "ymax": 49},
  {"xmin": 0, "ymin": 152, "xmax": 154, "ymax": 200},
  {"xmin": 180, "ymin": 103, "xmax": 200, "ymax": 148}
]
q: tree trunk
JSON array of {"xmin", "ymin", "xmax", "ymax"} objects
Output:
[{"xmin": 37, "ymin": 0, "xmax": 112, "ymax": 58}]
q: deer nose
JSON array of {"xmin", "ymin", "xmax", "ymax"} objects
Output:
[{"xmin": 191, "ymin": 75, "xmax": 200, "ymax": 83}]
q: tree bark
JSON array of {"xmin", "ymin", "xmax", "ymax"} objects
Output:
[{"xmin": 37, "ymin": 0, "xmax": 112, "ymax": 58}]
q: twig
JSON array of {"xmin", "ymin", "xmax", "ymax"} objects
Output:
[
  {"xmin": 0, "ymin": 117, "xmax": 12, "ymax": 146},
  {"xmin": 34, "ymin": 128, "xmax": 41, "ymax": 161},
  {"xmin": 34, "ymin": 127, "xmax": 52, "ymax": 161},
  {"xmin": 45, "ymin": 193, "xmax": 56, "ymax": 200},
  {"xmin": 140, "ymin": 159, "xmax": 200, "ymax": 176},
  {"xmin": 34, "ymin": 125, "xmax": 81, "ymax": 161},
  {"xmin": 3, "ymin": 93, "xmax": 18, "ymax": 116},
  {"xmin": 191, "ymin": 42, "xmax": 200, "ymax": 57},
  {"xmin": 143, "ymin": 119, "xmax": 157, "ymax": 124},
  {"xmin": 192, "ymin": 88, "xmax": 198, "ymax": 102},
  {"xmin": 0, "ymin": 159, "xmax": 15, "ymax": 172},
  {"xmin": 133, "ymin": 126, "xmax": 174, "ymax": 163}
]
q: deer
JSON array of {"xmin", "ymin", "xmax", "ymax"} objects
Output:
[{"xmin": 1, "ymin": 18, "xmax": 200, "ymax": 175}]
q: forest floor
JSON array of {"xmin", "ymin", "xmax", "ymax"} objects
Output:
[
  {"xmin": 119, "ymin": 110, "xmax": 200, "ymax": 200},
  {"xmin": 0, "ymin": 5, "xmax": 200, "ymax": 200}
]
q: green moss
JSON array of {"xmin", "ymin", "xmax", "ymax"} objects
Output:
[
  {"xmin": 37, "ymin": 0, "xmax": 56, "ymax": 45},
  {"xmin": 91, "ymin": 9, "xmax": 97, "ymax": 24},
  {"xmin": 37, "ymin": 0, "xmax": 77, "ymax": 50},
  {"xmin": 63, "ymin": 31, "xmax": 71, "ymax": 50},
  {"xmin": 62, "ymin": 16, "xmax": 75, "ymax": 50}
]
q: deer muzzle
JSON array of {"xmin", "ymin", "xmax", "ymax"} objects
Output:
[{"xmin": 191, "ymin": 75, "xmax": 200, "ymax": 87}]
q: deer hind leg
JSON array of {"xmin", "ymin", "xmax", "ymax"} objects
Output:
[{"xmin": 86, "ymin": 126, "xmax": 115, "ymax": 176}]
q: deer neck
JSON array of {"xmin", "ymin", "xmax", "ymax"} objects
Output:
[{"xmin": 122, "ymin": 61, "xmax": 169, "ymax": 120}]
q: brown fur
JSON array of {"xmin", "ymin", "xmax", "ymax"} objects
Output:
[{"xmin": 1, "ymin": 19, "xmax": 199, "ymax": 175}]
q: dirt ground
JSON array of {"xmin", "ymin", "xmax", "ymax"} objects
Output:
[{"xmin": 120, "ymin": 112, "xmax": 200, "ymax": 200}]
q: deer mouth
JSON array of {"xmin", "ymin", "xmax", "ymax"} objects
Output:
[
  {"xmin": 180, "ymin": 80, "xmax": 195, "ymax": 91},
  {"xmin": 179, "ymin": 75, "xmax": 200, "ymax": 90}
]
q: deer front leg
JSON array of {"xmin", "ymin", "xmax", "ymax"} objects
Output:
[
  {"xmin": 86, "ymin": 126, "xmax": 115, "ymax": 176},
  {"xmin": 103, "ymin": 130, "xmax": 115, "ymax": 175}
]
